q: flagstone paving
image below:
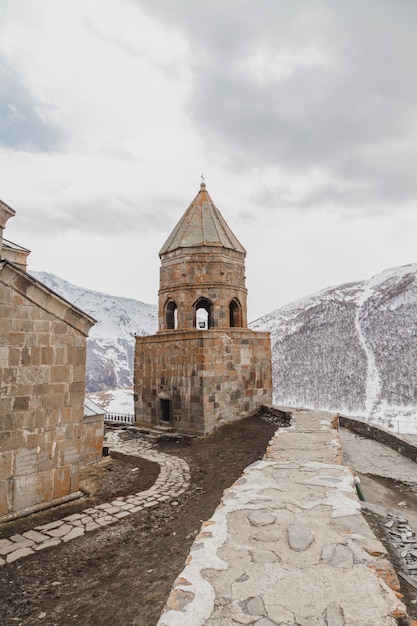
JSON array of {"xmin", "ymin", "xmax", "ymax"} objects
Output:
[
  {"xmin": 0, "ymin": 412, "xmax": 415, "ymax": 625},
  {"xmin": 0, "ymin": 431, "xmax": 190, "ymax": 566},
  {"xmin": 157, "ymin": 409, "xmax": 411, "ymax": 626}
]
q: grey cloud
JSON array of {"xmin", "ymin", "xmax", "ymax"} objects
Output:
[
  {"xmin": 0, "ymin": 55, "xmax": 62, "ymax": 151},
  {"xmin": 139, "ymin": 0, "xmax": 417, "ymax": 214},
  {"xmin": 137, "ymin": 0, "xmax": 311, "ymax": 54},
  {"xmin": 14, "ymin": 191, "xmax": 185, "ymax": 239}
]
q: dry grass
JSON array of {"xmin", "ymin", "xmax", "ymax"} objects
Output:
[{"xmin": 79, "ymin": 457, "xmax": 114, "ymax": 497}]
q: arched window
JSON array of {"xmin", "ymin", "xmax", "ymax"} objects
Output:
[
  {"xmin": 229, "ymin": 298, "xmax": 242, "ymax": 327},
  {"xmin": 165, "ymin": 300, "xmax": 178, "ymax": 329},
  {"xmin": 194, "ymin": 297, "xmax": 213, "ymax": 329}
]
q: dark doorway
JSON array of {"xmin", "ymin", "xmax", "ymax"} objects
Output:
[{"xmin": 160, "ymin": 398, "xmax": 171, "ymax": 422}]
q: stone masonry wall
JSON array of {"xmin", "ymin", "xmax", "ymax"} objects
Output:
[
  {"xmin": 0, "ymin": 268, "xmax": 92, "ymax": 520},
  {"xmin": 339, "ymin": 415, "xmax": 417, "ymax": 463},
  {"xmin": 158, "ymin": 248, "xmax": 248, "ymax": 330},
  {"xmin": 134, "ymin": 329, "xmax": 272, "ymax": 435},
  {"xmin": 81, "ymin": 415, "xmax": 104, "ymax": 465}
]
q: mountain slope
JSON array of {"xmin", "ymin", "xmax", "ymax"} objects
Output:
[
  {"xmin": 31, "ymin": 265, "xmax": 417, "ymax": 424},
  {"xmin": 31, "ymin": 271, "xmax": 158, "ymax": 392},
  {"xmin": 250, "ymin": 263, "xmax": 417, "ymax": 423}
]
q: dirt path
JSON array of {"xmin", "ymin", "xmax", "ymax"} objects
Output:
[{"xmin": 0, "ymin": 414, "xmax": 279, "ymax": 626}]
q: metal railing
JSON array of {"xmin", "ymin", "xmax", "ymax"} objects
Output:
[
  {"xmin": 369, "ymin": 418, "xmax": 417, "ymax": 434},
  {"xmin": 105, "ymin": 413, "xmax": 135, "ymax": 425}
]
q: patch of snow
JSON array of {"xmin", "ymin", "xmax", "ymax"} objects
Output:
[
  {"xmin": 354, "ymin": 283, "xmax": 382, "ymax": 417},
  {"xmin": 31, "ymin": 271, "xmax": 158, "ymax": 391},
  {"xmin": 87, "ymin": 388, "xmax": 134, "ymax": 414},
  {"xmin": 31, "ymin": 266, "xmax": 417, "ymax": 434},
  {"xmin": 253, "ymin": 262, "xmax": 417, "ymax": 433}
]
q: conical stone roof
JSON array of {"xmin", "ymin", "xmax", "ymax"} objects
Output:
[{"xmin": 159, "ymin": 183, "xmax": 246, "ymax": 256}]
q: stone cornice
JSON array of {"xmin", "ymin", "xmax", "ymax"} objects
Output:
[
  {"xmin": 0, "ymin": 200, "xmax": 15, "ymax": 230},
  {"xmin": 0, "ymin": 260, "xmax": 96, "ymax": 336}
]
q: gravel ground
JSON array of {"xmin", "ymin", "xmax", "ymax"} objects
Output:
[{"xmin": 0, "ymin": 413, "xmax": 280, "ymax": 626}]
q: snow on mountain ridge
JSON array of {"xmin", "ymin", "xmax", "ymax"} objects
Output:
[
  {"xmin": 31, "ymin": 271, "xmax": 158, "ymax": 340},
  {"xmin": 31, "ymin": 271, "xmax": 158, "ymax": 392},
  {"xmin": 30, "ymin": 265, "xmax": 417, "ymax": 425},
  {"xmin": 251, "ymin": 263, "xmax": 417, "ymax": 425}
]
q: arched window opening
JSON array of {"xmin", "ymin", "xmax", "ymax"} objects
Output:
[
  {"xmin": 197, "ymin": 308, "xmax": 209, "ymax": 329},
  {"xmin": 194, "ymin": 297, "xmax": 213, "ymax": 330},
  {"xmin": 165, "ymin": 300, "xmax": 178, "ymax": 329},
  {"xmin": 229, "ymin": 298, "xmax": 242, "ymax": 327}
]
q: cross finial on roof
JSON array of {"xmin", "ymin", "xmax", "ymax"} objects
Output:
[{"xmin": 200, "ymin": 173, "xmax": 206, "ymax": 189}]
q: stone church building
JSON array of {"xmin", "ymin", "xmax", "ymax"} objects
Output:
[
  {"xmin": 134, "ymin": 182, "xmax": 272, "ymax": 435},
  {"xmin": 0, "ymin": 200, "xmax": 100, "ymax": 521}
]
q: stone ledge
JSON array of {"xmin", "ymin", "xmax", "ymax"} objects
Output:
[{"xmin": 339, "ymin": 415, "xmax": 417, "ymax": 463}]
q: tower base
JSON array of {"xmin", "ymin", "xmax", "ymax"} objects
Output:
[{"xmin": 134, "ymin": 329, "xmax": 272, "ymax": 435}]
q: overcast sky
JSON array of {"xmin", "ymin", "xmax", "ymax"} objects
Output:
[{"xmin": 1, "ymin": 0, "xmax": 416, "ymax": 321}]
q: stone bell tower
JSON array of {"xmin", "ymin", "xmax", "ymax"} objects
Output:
[{"xmin": 134, "ymin": 182, "xmax": 272, "ymax": 435}]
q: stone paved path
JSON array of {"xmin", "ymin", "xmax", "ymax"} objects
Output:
[
  {"xmin": 0, "ymin": 432, "xmax": 190, "ymax": 566},
  {"xmin": 157, "ymin": 408, "xmax": 409, "ymax": 626}
]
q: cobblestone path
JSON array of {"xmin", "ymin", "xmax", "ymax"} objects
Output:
[
  {"xmin": 0, "ymin": 432, "xmax": 190, "ymax": 566},
  {"xmin": 158, "ymin": 409, "xmax": 409, "ymax": 626}
]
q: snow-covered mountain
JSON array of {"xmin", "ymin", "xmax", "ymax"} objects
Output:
[
  {"xmin": 251, "ymin": 263, "xmax": 417, "ymax": 424},
  {"xmin": 31, "ymin": 265, "xmax": 417, "ymax": 425},
  {"xmin": 31, "ymin": 272, "xmax": 158, "ymax": 392}
]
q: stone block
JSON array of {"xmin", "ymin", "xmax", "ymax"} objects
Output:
[
  {"xmin": 23, "ymin": 530, "xmax": 50, "ymax": 543},
  {"xmin": 69, "ymin": 381, "xmax": 84, "ymax": 393},
  {"xmin": 6, "ymin": 547, "xmax": 34, "ymax": 563},
  {"xmin": 17, "ymin": 365, "xmax": 49, "ymax": 386},
  {"xmin": 41, "ymin": 347, "xmax": 54, "ymax": 365},
  {"xmin": 34, "ymin": 411, "xmax": 48, "ymax": 429},
  {"xmin": 72, "ymin": 364, "xmax": 86, "ymax": 380},
  {"xmin": 7, "ymin": 331, "xmax": 26, "ymax": 345},
  {"xmin": 0, "ymin": 481, "xmax": 10, "ymax": 517},
  {"xmin": 0, "ymin": 346, "xmax": 8, "ymax": 367},
  {"xmin": 7, "ymin": 347, "xmax": 20, "ymax": 367},
  {"xmin": 28, "ymin": 346, "xmax": 42, "ymax": 365},
  {"xmin": 54, "ymin": 346, "xmax": 67, "ymax": 363},
  {"xmin": 70, "ymin": 465, "xmax": 80, "ymax": 492},
  {"xmin": 35, "ymin": 538, "xmax": 61, "ymax": 550},
  {"xmin": 50, "ymin": 383, "xmax": 68, "ymax": 396},
  {"xmin": 52, "ymin": 466, "xmax": 71, "ymax": 499},
  {"xmin": 1, "ymin": 415, "xmax": 14, "ymax": 432},
  {"xmin": 36, "ymin": 332, "xmax": 53, "ymax": 347},
  {"xmin": 45, "ymin": 410, "xmax": 59, "ymax": 430},
  {"xmin": 0, "ymin": 451, "xmax": 13, "ymax": 480},
  {"xmin": 0, "ymin": 394, "xmax": 13, "ymax": 414},
  {"xmin": 53, "ymin": 321, "xmax": 68, "ymax": 335},
  {"xmin": 69, "ymin": 392, "xmax": 84, "ymax": 410},
  {"xmin": 35, "ymin": 320, "xmax": 52, "ymax": 334},
  {"xmin": 368, "ymin": 558, "xmax": 401, "ymax": 593},
  {"xmin": 50, "ymin": 366, "xmax": 70, "ymax": 383},
  {"xmin": 60, "ymin": 408, "xmax": 74, "ymax": 424},
  {"xmin": 13, "ymin": 472, "xmax": 52, "ymax": 511},
  {"xmin": 0, "ymin": 432, "xmax": 25, "ymax": 452},
  {"xmin": 62, "ymin": 526, "xmax": 85, "ymax": 542},
  {"xmin": 13, "ymin": 396, "xmax": 30, "ymax": 411},
  {"xmin": 25, "ymin": 432, "xmax": 46, "ymax": 450},
  {"xmin": 65, "ymin": 424, "xmax": 74, "ymax": 440},
  {"xmin": 32, "ymin": 382, "xmax": 50, "ymax": 396},
  {"xmin": 63, "ymin": 442, "xmax": 81, "ymax": 464},
  {"xmin": 42, "ymin": 393, "xmax": 64, "ymax": 410}
]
